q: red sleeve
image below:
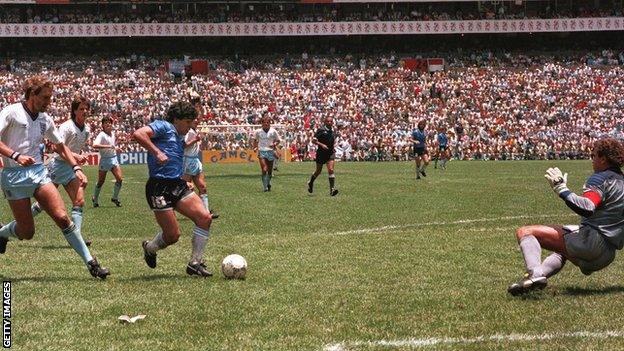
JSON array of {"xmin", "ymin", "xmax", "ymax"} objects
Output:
[{"xmin": 582, "ymin": 190, "xmax": 602, "ymax": 207}]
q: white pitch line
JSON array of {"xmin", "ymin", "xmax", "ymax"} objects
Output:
[
  {"xmin": 325, "ymin": 330, "xmax": 624, "ymax": 351},
  {"xmin": 326, "ymin": 213, "xmax": 575, "ymax": 236}
]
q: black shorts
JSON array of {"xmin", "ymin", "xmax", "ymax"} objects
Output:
[
  {"xmin": 315, "ymin": 151, "xmax": 335, "ymax": 165},
  {"xmin": 145, "ymin": 177, "xmax": 194, "ymax": 211},
  {"xmin": 413, "ymin": 147, "xmax": 428, "ymax": 156}
]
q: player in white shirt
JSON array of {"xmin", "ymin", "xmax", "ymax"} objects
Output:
[
  {"xmin": 253, "ymin": 116, "xmax": 281, "ymax": 192},
  {"xmin": 0, "ymin": 75, "xmax": 109, "ymax": 279},
  {"xmin": 182, "ymin": 118, "xmax": 219, "ymax": 220},
  {"xmin": 32, "ymin": 94, "xmax": 94, "ymax": 246},
  {"xmin": 91, "ymin": 116, "xmax": 124, "ymax": 207}
]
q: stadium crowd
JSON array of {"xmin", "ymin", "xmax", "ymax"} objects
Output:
[
  {"xmin": 1, "ymin": 49, "xmax": 623, "ymax": 162},
  {"xmin": 0, "ymin": 1, "xmax": 622, "ymax": 24}
]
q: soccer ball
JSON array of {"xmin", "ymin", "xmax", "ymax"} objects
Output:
[{"xmin": 221, "ymin": 254, "xmax": 247, "ymax": 279}]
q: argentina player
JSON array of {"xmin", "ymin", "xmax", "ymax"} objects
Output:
[
  {"xmin": 0, "ymin": 75, "xmax": 109, "ymax": 279},
  {"xmin": 134, "ymin": 101, "xmax": 214, "ymax": 277},
  {"xmin": 509, "ymin": 138, "xmax": 624, "ymax": 295}
]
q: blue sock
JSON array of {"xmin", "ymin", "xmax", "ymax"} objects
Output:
[
  {"xmin": 62, "ymin": 223, "xmax": 93, "ymax": 264},
  {"xmin": 112, "ymin": 181, "xmax": 122, "ymax": 200},
  {"xmin": 71, "ymin": 206, "xmax": 84, "ymax": 234},
  {"xmin": 0, "ymin": 222, "xmax": 18, "ymax": 240},
  {"xmin": 200, "ymin": 194, "xmax": 209, "ymax": 210},
  {"xmin": 93, "ymin": 185, "xmax": 102, "ymax": 203}
]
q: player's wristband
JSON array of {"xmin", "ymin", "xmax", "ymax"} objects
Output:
[
  {"xmin": 10, "ymin": 152, "xmax": 20, "ymax": 161},
  {"xmin": 72, "ymin": 165, "xmax": 82, "ymax": 173}
]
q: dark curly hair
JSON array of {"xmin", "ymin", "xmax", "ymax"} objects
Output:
[
  {"xmin": 166, "ymin": 101, "xmax": 197, "ymax": 122},
  {"xmin": 593, "ymin": 138, "xmax": 624, "ymax": 169}
]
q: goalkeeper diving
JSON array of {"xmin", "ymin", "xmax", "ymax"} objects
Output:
[{"xmin": 508, "ymin": 138, "xmax": 624, "ymax": 296}]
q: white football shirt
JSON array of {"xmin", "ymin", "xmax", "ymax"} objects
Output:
[
  {"xmin": 93, "ymin": 131, "xmax": 116, "ymax": 158},
  {"xmin": 54, "ymin": 119, "xmax": 90, "ymax": 160},
  {"xmin": 0, "ymin": 103, "xmax": 62, "ymax": 168},
  {"xmin": 184, "ymin": 128, "xmax": 200, "ymax": 157},
  {"xmin": 255, "ymin": 128, "xmax": 280, "ymax": 152}
]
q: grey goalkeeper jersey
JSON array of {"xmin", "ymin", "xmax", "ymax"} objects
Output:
[{"xmin": 559, "ymin": 169, "xmax": 624, "ymax": 249}]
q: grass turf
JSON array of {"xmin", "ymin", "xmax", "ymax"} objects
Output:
[{"xmin": 1, "ymin": 160, "xmax": 623, "ymax": 350}]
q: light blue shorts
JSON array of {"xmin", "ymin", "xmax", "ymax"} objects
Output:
[
  {"xmin": 99, "ymin": 155, "xmax": 120, "ymax": 171},
  {"xmin": 259, "ymin": 150, "xmax": 276, "ymax": 162},
  {"xmin": 183, "ymin": 156, "xmax": 202, "ymax": 176},
  {"xmin": 1, "ymin": 164, "xmax": 52, "ymax": 200},
  {"xmin": 48, "ymin": 159, "xmax": 76, "ymax": 186}
]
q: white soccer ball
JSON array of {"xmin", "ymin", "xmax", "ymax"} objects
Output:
[{"xmin": 221, "ymin": 254, "xmax": 247, "ymax": 279}]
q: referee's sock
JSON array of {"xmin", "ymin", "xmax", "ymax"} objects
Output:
[
  {"xmin": 329, "ymin": 174, "xmax": 336, "ymax": 189},
  {"xmin": 309, "ymin": 174, "xmax": 317, "ymax": 185}
]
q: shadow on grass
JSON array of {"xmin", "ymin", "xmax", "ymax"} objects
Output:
[
  {"xmin": 117, "ymin": 273, "xmax": 189, "ymax": 282},
  {"xmin": 0, "ymin": 274, "xmax": 102, "ymax": 283},
  {"xmin": 561, "ymin": 285, "xmax": 624, "ymax": 296},
  {"xmin": 37, "ymin": 245, "xmax": 74, "ymax": 250},
  {"xmin": 210, "ymin": 172, "xmax": 307, "ymax": 179}
]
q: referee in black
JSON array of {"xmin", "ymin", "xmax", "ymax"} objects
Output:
[{"xmin": 307, "ymin": 116, "xmax": 339, "ymax": 196}]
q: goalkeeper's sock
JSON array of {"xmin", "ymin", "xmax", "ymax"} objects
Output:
[
  {"xmin": 0, "ymin": 222, "xmax": 18, "ymax": 239},
  {"xmin": 540, "ymin": 253, "xmax": 566, "ymax": 278},
  {"xmin": 519, "ymin": 235, "xmax": 544, "ymax": 277},
  {"xmin": 145, "ymin": 232, "xmax": 168, "ymax": 254},
  {"xmin": 62, "ymin": 223, "xmax": 93, "ymax": 264},
  {"xmin": 190, "ymin": 226, "xmax": 210, "ymax": 263}
]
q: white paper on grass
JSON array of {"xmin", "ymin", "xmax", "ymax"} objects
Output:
[{"xmin": 118, "ymin": 314, "xmax": 147, "ymax": 324}]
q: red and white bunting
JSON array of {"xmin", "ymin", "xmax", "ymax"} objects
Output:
[{"xmin": 0, "ymin": 18, "xmax": 622, "ymax": 37}]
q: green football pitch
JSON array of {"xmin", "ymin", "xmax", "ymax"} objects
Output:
[{"xmin": 1, "ymin": 160, "xmax": 624, "ymax": 350}]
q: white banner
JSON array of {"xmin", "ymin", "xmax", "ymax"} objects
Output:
[{"xmin": 0, "ymin": 18, "xmax": 622, "ymax": 37}]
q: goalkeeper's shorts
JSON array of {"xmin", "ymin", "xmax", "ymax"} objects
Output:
[{"xmin": 564, "ymin": 225, "xmax": 616, "ymax": 275}]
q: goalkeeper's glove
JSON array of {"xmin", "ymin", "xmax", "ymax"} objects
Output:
[{"xmin": 544, "ymin": 167, "xmax": 569, "ymax": 195}]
